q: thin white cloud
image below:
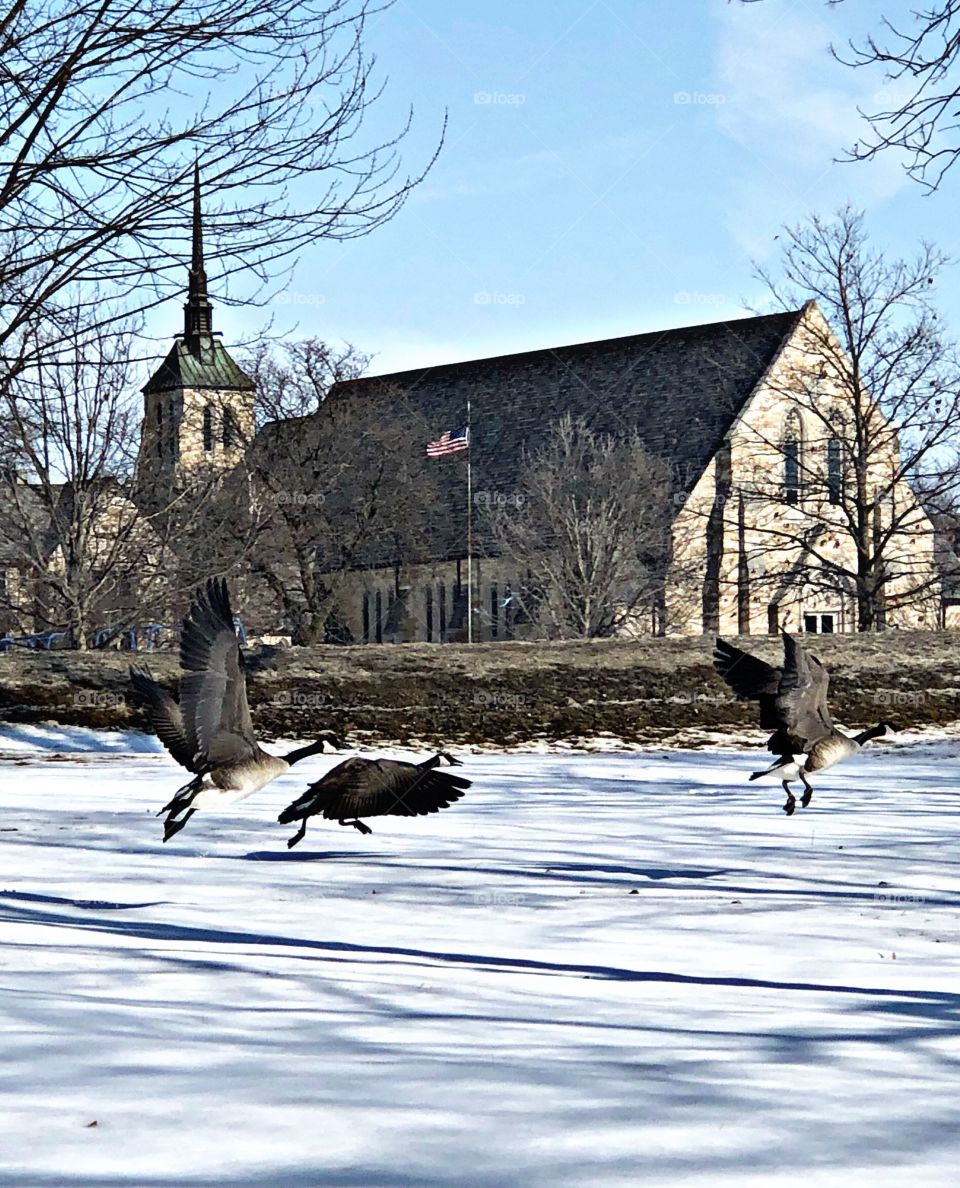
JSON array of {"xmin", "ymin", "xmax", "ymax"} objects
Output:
[{"xmin": 711, "ymin": 0, "xmax": 912, "ymax": 258}]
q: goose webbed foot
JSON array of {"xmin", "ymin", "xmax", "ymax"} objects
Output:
[
  {"xmin": 163, "ymin": 808, "xmax": 195, "ymax": 842},
  {"xmin": 339, "ymin": 818, "xmax": 373, "ymax": 835},
  {"xmin": 782, "ymin": 780, "xmax": 796, "ymax": 816},
  {"xmin": 287, "ymin": 820, "xmax": 308, "ymax": 849}
]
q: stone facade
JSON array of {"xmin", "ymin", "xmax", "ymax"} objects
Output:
[
  {"xmin": 139, "ymin": 383, "xmax": 255, "ymax": 494},
  {"xmin": 667, "ymin": 305, "xmax": 942, "ymax": 635}
]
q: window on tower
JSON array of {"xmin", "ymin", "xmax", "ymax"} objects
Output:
[
  {"xmin": 156, "ymin": 401, "xmax": 164, "ymax": 460},
  {"xmin": 223, "ymin": 408, "xmax": 238, "ymax": 450},
  {"xmin": 203, "ymin": 404, "xmax": 214, "ymax": 452}
]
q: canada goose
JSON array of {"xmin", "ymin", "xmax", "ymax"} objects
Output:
[
  {"xmin": 130, "ymin": 578, "xmax": 342, "ymax": 841},
  {"xmin": 713, "ymin": 631, "xmax": 898, "ymax": 815},
  {"xmin": 278, "ymin": 752, "xmax": 470, "ymax": 849}
]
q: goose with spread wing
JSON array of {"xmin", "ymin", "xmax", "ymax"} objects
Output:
[
  {"xmin": 130, "ymin": 578, "xmax": 341, "ymax": 841},
  {"xmin": 278, "ymin": 752, "xmax": 470, "ymax": 848},
  {"xmin": 713, "ymin": 631, "xmax": 896, "ymax": 815}
]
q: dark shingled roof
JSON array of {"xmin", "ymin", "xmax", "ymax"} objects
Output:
[
  {"xmin": 142, "ymin": 335, "xmax": 254, "ymax": 395},
  {"xmin": 326, "ymin": 308, "xmax": 805, "ymax": 565}
]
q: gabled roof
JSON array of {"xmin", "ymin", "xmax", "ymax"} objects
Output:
[
  {"xmin": 326, "ymin": 307, "xmax": 805, "ymax": 565},
  {"xmin": 142, "ymin": 335, "xmax": 254, "ymax": 395}
]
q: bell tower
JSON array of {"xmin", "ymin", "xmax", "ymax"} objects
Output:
[{"xmin": 138, "ymin": 163, "xmax": 255, "ymax": 498}]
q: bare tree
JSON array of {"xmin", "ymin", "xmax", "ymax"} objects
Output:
[
  {"xmin": 738, "ymin": 0, "xmax": 960, "ymax": 191},
  {"xmin": 232, "ymin": 339, "xmax": 438, "ymax": 644},
  {"xmin": 0, "ymin": 303, "xmax": 186, "ymax": 646},
  {"xmin": 741, "ymin": 206, "xmax": 960, "ymax": 631},
  {"xmin": 0, "ymin": 0, "xmax": 441, "ymax": 392},
  {"xmin": 483, "ymin": 414, "xmax": 672, "ymax": 639}
]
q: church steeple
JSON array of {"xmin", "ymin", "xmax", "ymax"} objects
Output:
[
  {"xmin": 138, "ymin": 160, "xmax": 255, "ymax": 501},
  {"xmin": 183, "ymin": 161, "xmax": 214, "ymax": 344}
]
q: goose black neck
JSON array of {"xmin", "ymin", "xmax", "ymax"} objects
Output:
[
  {"xmin": 855, "ymin": 723, "xmax": 886, "ymax": 746},
  {"xmin": 283, "ymin": 741, "xmax": 325, "ymax": 766}
]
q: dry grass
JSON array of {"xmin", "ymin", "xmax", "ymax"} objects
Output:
[{"xmin": 2, "ymin": 630, "xmax": 959, "ymax": 747}]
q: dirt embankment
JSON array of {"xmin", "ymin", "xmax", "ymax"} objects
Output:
[{"xmin": 1, "ymin": 632, "xmax": 958, "ymax": 748}]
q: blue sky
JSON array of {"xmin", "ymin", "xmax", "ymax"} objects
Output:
[{"xmin": 171, "ymin": 0, "xmax": 960, "ymax": 378}]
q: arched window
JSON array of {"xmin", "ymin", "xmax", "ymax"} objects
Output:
[
  {"xmin": 202, "ymin": 404, "xmax": 214, "ymax": 452},
  {"xmin": 783, "ymin": 410, "xmax": 803, "ymax": 505},
  {"xmin": 223, "ymin": 408, "xmax": 238, "ymax": 450},
  {"xmin": 827, "ymin": 437, "xmax": 842, "ymax": 505},
  {"xmin": 375, "ymin": 590, "xmax": 383, "ymax": 644},
  {"xmin": 155, "ymin": 401, "xmax": 164, "ymax": 460},
  {"xmin": 168, "ymin": 399, "xmax": 177, "ymax": 459}
]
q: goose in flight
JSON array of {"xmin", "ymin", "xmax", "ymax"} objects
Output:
[
  {"xmin": 130, "ymin": 578, "xmax": 341, "ymax": 841},
  {"xmin": 713, "ymin": 631, "xmax": 897, "ymax": 815},
  {"xmin": 278, "ymin": 752, "xmax": 470, "ymax": 848}
]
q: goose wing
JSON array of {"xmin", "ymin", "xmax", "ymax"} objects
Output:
[
  {"xmin": 279, "ymin": 757, "xmax": 470, "ymax": 824},
  {"xmin": 769, "ymin": 632, "xmax": 834, "ymax": 755},
  {"xmin": 713, "ymin": 637, "xmax": 783, "ymax": 730},
  {"xmin": 128, "ymin": 665, "xmax": 198, "ymax": 773},
  {"xmin": 178, "ymin": 578, "xmax": 258, "ymax": 771}
]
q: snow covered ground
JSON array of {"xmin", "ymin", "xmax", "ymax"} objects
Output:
[{"xmin": 1, "ymin": 727, "xmax": 960, "ymax": 1187}]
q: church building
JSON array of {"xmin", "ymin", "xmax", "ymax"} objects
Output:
[
  {"xmin": 133, "ymin": 180, "xmax": 950, "ymax": 643},
  {"xmin": 322, "ymin": 301, "xmax": 945, "ymax": 641}
]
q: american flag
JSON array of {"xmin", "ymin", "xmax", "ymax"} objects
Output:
[{"xmin": 426, "ymin": 426, "xmax": 470, "ymax": 458}]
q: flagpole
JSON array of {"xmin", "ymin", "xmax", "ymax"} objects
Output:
[{"xmin": 466, "ymin": 395, "xmax": 473, "ymax": 644}]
